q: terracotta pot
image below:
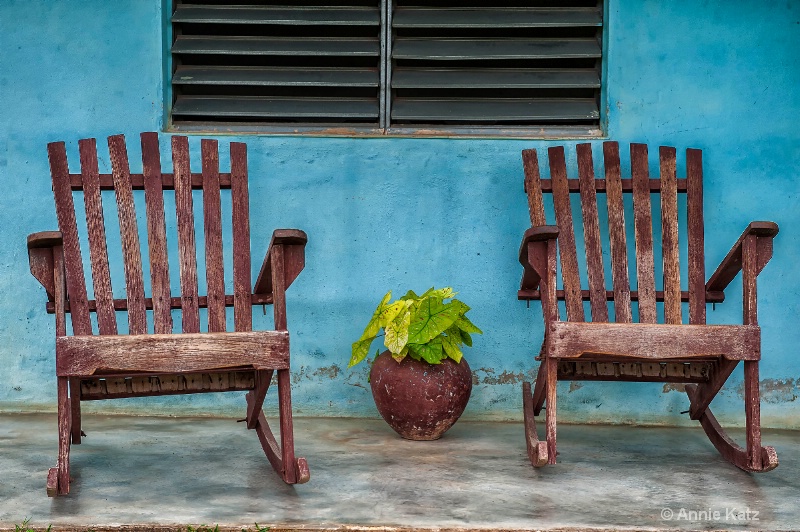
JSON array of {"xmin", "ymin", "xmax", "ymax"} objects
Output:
[{"xmin": 369, "ymin": 350, "xmax": 472, "ymax": 440}]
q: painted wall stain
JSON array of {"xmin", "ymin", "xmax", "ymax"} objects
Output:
[
  {"xmin": 471, "ymin": 367, "xmax": 534, "ymax": 386},
  {"xmin": 663, "ymin": 383, "xmax": 687, "ymax": 393},
  {"xmin": 734, "ymin": 378, "xmax": 798, "ymax": 404},
  {"xmin": 569, "ymin": 382, "xmax": 584, "ymax": 393}
]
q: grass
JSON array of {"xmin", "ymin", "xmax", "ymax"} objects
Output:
[{"xmin": 14, "ymin": 519, "xmax": 50, "ymax": 532}]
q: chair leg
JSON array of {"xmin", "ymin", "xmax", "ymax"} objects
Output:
[
  {"xmin": 47, "ymin": 376, "xmax": 71, "ymax": 496},
  {"xmin": 686, "ymin": 383, "xmax": 778, "ymax": 472},
  {"xmin": 744, "ymin": 360, "xmax": 763, "ymax": 470},
  {"xmin": 69, "ymin": 378, "xmax": 82, "ymax": 444},
  {"xmin": 245, "ymin": 369, "xmax": 310, "ymax": 484},
  {"xmin": 545, "ymin": 357, "xmax": 558, "ymax": 465}
]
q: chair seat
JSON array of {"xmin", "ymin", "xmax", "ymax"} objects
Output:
[
  {"xmin": 56, "ymin": 330, "xmax": 290, "ymax": 377},
  {"xmin": 548, "ymin": 322, "xmax": 760, "ymax": 361}
]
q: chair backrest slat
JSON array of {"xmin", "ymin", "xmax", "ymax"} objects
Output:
[
  {"xmin": 49, "ymin": 134, "xmax": 257, "ymax": 336},
  {"xmin": 523, "ymin": 142, "xmax": 707, "ymax": 326},
  {"xmin": 687, "ymin": 148, "xmax": 706, "ymax": 325},
  {"xmin": 49, "ymin": 142, "xmax": 93, "ymax": 336},
  {"xmin": 659, "ymin": 146, "xmax": 682, "ymax": 324},
  {"xmin": 630, "ymin": 144, "xmax": 657, "ymax": 323},
  {"xmin": 109, "ymin": 135, "xmax": 148, "ymax": 335},
  {"xmin": 603, "ymin": 142, "xmax": 633, "ymax": 323},
  {"xmin": 202, "ymin": 139, "xmax": 227, "ymax": 333},
  {"xmin": 79, "ymin": 139, "xmax": 117, "ymax": 335},
  {"xmin": 577, "ymin": 144, "xmax": 608, "ymax": 322},
  {"xmin": 522, "ymin": 150, "xmax": 546, "ymax": 226},
  {"xmin": 231, "ymin": 142, "xmax": 253, "ymax": 332},
  {"xmin": 172, "ymin": 136, "xmax": 201, "ymax": 333},
  {"xmin": 141, "ymin": 132, "xmax": 174, "ymax": 334},
  {"xmin": 549, "ymin": 147, "xmax": 584, "ymax": 322}
]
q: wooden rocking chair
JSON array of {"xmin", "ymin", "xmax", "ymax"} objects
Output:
[
  {"xmin": 519, "ymin": 141, "xmax": 779, "ymax": 473},
  {"xmin": 28, "ymin": 133, "xmax": 310, "ymax": 496}
]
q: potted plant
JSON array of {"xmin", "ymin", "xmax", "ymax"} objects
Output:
[{"xmin": 349, "ymin": 287, "xmax": 482, "ymax": 440}]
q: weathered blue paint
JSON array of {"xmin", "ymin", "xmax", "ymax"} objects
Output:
[{"xmin": 2, "ymin": 0, "xmax": 799, "ymax": 428}]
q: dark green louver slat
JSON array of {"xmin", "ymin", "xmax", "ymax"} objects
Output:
[
  {"xmin": 171, "ymin": 1, "xmax": 382, "ymax": 126},
  {"xmin": 389, "ymin": 2, "xmax": 604, "ymax": 128}
]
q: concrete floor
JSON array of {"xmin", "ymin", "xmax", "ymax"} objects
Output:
[{"xmin": 1, "ymin": 413, "xmax": 798, "ymax": 532}]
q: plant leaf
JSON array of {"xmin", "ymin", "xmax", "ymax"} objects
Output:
[
  {"xmin": 425, "ymin": 287, "xmax": 456, "ymax": 300},
  {"xmin": 378, "ymin": 300, "xmax": 408, "ymax": 328},
  {"xmin": 461, "ymin": 330, "xmax": 473, "ymax": 347},
  {"xmin": 451, "ymin": 298, "xmax": 470, "ymax": 314},
  {"xmin": 399, "ymin": 289, "xmax": 419, "ymax": 301},
  {"xmin": 358, "ymin": 291, "xmax": 392, "ymax": 341},
  {"xmin": 349, "ymin": 337, "xmax": 374, "ymax": 368},
  {"xmin": 409, "ymin": 337, "xmax": 445, "ymax": 364},
  {"xmin": 441, "ymin": 333, "xmax": 463, "ymax": 363},
  {"xmin": 384, "ymin": 310, "xmax": 411, "ymax": 355},
  {"xmin": 391, "ymin": 345, "xmax": 409, "ymax": 362},
  {"xmin": 407, "ymin": 344, "xmax": 423, "ymax": 362},
  {"xmin": 455, "ymin": 314, "xmax": 483, "ymax": 335},
  {"xmin": 407, "ymin": 298, "xmax": 461, "ymax": 345}
]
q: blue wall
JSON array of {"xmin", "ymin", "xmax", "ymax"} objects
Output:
[{"xmin": 2, "ymin": 0, "xmax": 799, "ymax": 428}]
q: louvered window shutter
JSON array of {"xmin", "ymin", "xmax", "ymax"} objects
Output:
[
  {"xmin": 169, "ymin": 0, "xmax": 604, "ymax": 134},
  {"xmin": 170, "ymin": 0, "xmax": 383, "ymax": 129},
  {"xmin": 389, "ymin": 0, "xmax": 603, "ymax": 132}
]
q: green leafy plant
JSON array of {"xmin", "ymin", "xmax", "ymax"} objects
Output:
[
  {"xmin": 14, "ymin": 519, "xmax": 51, "ymax": 532},
  {"xmin": 349, "ymin": 287, "xmax": 482, "ymax": 367}
]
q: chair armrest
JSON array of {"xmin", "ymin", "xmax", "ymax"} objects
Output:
[
  {"xmin": 28, "ymin": 231, "xmax": 63, "ymax": 300},
  {"xmin": 253, "ymin": 229, "xmax": 308, "ymax": 296},
  {"xmin": 706, "ymin": 221, "xmax": 778, "ymax": 293},
  {"xmin": 519, "ymin": 226, "xmax": 559, "ymax": 292}
]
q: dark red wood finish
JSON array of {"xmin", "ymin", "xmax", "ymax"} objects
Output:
[
  {"xmin": 518, "ymin": 141, "xmax": 778, "ymax": 473},
  {"xmin": 30, "ymin": 133, "xmax": 310, "ymax": 496}
]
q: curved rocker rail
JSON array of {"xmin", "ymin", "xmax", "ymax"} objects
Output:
[
  {"xmin": 522, "ymin": 382, "xmax": 548, "ymax": 467},
  {"xmin": 686, "ymin": 384, "xmax": 778, "ymax": 473}
]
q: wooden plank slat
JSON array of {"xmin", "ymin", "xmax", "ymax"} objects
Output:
[
  {"xmin": 172, "ymin": 136, "xmax": 201, "ymax": 333},
  {"xmin": 70, "ymin": 173, "xmax": 233, "ymax": 190},
  {"xmin": 522, "ymin": 149, "xmax": 546, "ymax": 226},
  {"xmin": 539, "ymin": 178, "xmax": 688, "ymax": 194},
  {"xmin": 686, "ymin": 148, "xmax": 706, "ymax": 325},
  {"xmin": 602, "ymin": 142, "xmax": 632, "ymax": 323},
  {"xmin": 518, "ymin": 288, "xmax": 725, "ymax": 304},
  {"xmin": 141, "ymin": 133, "xmax": 173, "ymax": 334},
  {"xmin": 549, "ymin": 146, "xmax": 584, "ymax": 322},
  {"xmin": 231, "ymin": 142, "xmax": 253, "ymax": 333},
  {"xmin": 47, "ymin": 292, "xmax": 274, "ymax": 314},
  {"xmin": 53, "ymin": 246, "xmax": 67, "ymax": 337},
  {"xmin": 549, "ymin": 322, "xmax": 761, "ymax": 361},
  {"xmin": 660, "ymin": 146, "xmax": 681, "ymax": 324},
  {"xmin": 202, "ymin": 139, "xmax": 226, "ymax": 333},
  {"xmin": 108, "ymin": 135, "xmax": 147, "ymax": 335},
  {"xmin": 630, "ymin": 143, "xmax": 656, "ymax": 323},
  {"xmin": 577, "ymin": 144, "xmax": 607, "ymax": 322},
  {"xmin": 48, "ymin": 142, "xmax": 93, "ymax": 336},
  {"xmin": 57, "ymin": 331, "xmax": 290, "ymax": 377},
  {"xmin": 78, "ymin": 139, "xmax": 117, "ymax": 335}
]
